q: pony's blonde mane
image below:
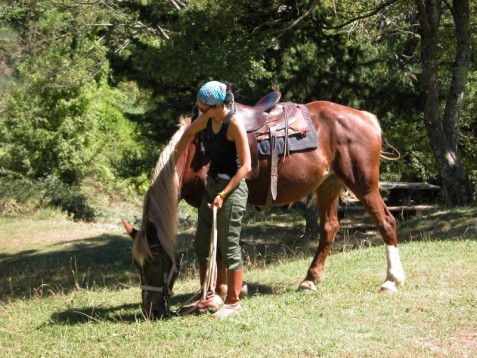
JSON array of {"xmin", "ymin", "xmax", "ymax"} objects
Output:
[{"xmin": 132, "ymin": 121, "xmax": 188, "ymax": 266}]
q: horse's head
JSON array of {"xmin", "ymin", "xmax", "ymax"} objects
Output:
[{"xmin": 122, "ymin": 219, "xmax": 180, "ymax": 320}]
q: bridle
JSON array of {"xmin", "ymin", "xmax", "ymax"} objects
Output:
[{"xmin": 140, "ymin": 243, "xmax": 178, "ymax": 297}]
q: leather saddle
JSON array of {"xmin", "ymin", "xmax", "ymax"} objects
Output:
[
  {"xmin": 235, "ymin": 91, "xmax": 303, "ymax": 136},
  {"xmin": 235, "ymin": 92, "xmax": 310, "ymax": 207},
  {"xmin": 234, "ymin": 91, "xmax": 282, "ymax": 132}
]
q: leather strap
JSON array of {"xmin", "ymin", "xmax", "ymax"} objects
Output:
[
  {"xmin": 264, "ymin": 125, "xmax": 278, "ymax": 208},
  {"xmin": 270, "ymin": 125, "xmax": 278, "ymax": 201}
]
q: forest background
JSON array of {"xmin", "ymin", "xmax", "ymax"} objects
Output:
[{"xmin": 0, "ymin": 0, "xmax": 475, "ymax": 221}]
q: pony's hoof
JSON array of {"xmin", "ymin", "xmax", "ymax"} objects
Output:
[
  {"xmin": 380, "ymin": 281, "xmax": 398, "ymax": 294},
  {"xmin": 240, "ymin": 282, "xmax": 248, "ymax": 298},
  {"xmin": 298, "ymin": 280, "xmax": 317, "ymax": 292}
]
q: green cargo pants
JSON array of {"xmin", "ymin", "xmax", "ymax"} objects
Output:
[{"xmin": 194, "ymin": 176, "xmax": 248, "ymax": 270}]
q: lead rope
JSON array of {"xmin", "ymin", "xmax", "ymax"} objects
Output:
[
  {"xmin": 202, "ymin": 205, "xmax": 218, "ymax": 300},
  {"xmin": 177, "ymin": 205, "xmax": 217, "ymax": 311}
]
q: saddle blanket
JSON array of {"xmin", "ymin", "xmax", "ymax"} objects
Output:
[{"xmin": 257, "ymin": 118, "xmax": 318, "ymax": 156}]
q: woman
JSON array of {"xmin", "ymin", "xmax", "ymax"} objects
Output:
[{"xmin": 174, "ymin": 81, "xmax": 251, "ymax": 318}]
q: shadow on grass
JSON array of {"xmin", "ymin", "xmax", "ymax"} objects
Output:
[
  {"xmin": 1, "ymin": 226, "xmax": 296, "ymax": 304},
  {"xmin": 396, "ymin": 208, "xmax": 477, "ymax": 243},
  {"xmin": 0, "ymin": 233, "xmax": 136, "ymax": 302},
  {"xmin": 48, "ymin": 281, "xmax": 279, "ymax": 325},
  {"xmin": 3, "ymin": 207, "xmax": 475, "ymax": 307},
  {"xmin": 49, "ymin": 303, "xmax": 141, "ymax": 325}
]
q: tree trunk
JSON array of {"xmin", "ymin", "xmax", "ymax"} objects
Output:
[
  {"xmin": 443, "ymin": 0, "xmax": 471, "ymax": 152},
  {"xmin": 415, "ymin": 0, "xmax": 473, "ymax": 206}
]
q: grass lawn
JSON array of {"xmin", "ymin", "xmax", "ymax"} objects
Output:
[{"xmin": 0, "ymin": 206, "xmax": 476, "ymax": 357}]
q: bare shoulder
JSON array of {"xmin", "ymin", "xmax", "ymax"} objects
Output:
[{"xmin": 230, "ymin": 114, "xmax": 246, "ymax": 131}]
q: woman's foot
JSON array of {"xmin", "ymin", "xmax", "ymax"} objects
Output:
[
  {"xmin": 211, "ymin": 302, "xmax": 243, "ymax": 318},
  {"xmin": 178, "ymin": 293, "xmax": 222, "ymax": 315}
]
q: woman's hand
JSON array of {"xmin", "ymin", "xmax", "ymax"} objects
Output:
[{"xmin": 208, "ymin": 192, "xmax": 225, "ymax": 209}]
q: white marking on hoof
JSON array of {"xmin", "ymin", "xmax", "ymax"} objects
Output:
[
  {"xmin": 380, "ymin": 280, "xmax": 397, "ymax": 293},
  {"xmin": 385, "ymin": 245, "xmax": 406, "ymax": 286},
  {"xmin": 298, "ymin": 280, "xmax": 317, "ymax": 292}
]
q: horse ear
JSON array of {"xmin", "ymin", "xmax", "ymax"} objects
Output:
[{"xmin": 121, "ymin": 219, "xmax": 138, "ymax": 239}]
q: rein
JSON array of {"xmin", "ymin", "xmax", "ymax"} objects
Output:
[{"xmin": 201, "ymin": 205, "xmax": 218, "ymax": 300}]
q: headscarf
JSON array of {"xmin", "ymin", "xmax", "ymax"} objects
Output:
[{"xmin": 197, "ymin": 81, "xmax": 226, "ymax": 106}]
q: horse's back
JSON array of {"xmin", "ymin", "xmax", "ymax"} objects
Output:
[{"xmin": 306, "ymin": 101, "xmax": 382, "ymax": 145}]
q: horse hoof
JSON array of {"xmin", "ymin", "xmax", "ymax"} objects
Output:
[
  {"xmin": 298, "ymin": 280, "xmax": 317, "ymax": 292},
  {"xmin": 380, "ymin": 281, "xmax": 398, "ymax": 294},
  {"xmin": 240, "ymin": 282, "xmax": 248, "ymax": 298}
]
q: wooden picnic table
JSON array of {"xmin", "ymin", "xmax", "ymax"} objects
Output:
[
  {"xmin": 379, "ymin": 181, "xmax": 440, "ymax": 218},
  {"xmin": 339, "ymin": 181, "xmax": 441, "ymax": 220}
]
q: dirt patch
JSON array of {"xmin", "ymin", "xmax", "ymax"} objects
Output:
[{"xmin": 450, "ymin": 329, "xmax": 477, "ymax": 357}]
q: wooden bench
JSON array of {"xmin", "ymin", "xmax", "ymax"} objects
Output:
[
  {"xmin": 379, "ymin": 181, "xmax": 440, "ymax": 219},
  {"xmin": 339, "ymin": 181, "xmax": 441, "ymax": 220}
]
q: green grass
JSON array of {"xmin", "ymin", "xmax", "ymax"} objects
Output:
[{"xmin": 0, "ymin": 206, "xmax": 476, "ymax": 357}]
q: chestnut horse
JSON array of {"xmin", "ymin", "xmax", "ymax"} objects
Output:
[{"xmin": 124, "ymin": 99, "xmax": 405, "ymax": 319}]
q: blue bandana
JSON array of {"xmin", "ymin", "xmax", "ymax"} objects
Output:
[{"xmin": 197, "ymin": 81, "xmax": 226, "ymax": 106}]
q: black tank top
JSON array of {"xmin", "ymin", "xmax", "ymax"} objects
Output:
[{"xmin": 207, "ymin": 112, "xmax": 240, "ymax": 178}]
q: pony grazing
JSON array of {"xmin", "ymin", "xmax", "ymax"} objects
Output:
[{"xmin": 124, "ymin": 94, "xmax": 405, "ymax": 319}]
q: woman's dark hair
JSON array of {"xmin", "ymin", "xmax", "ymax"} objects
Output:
[{"xmin": 224, "ymin": 82, "xmax": 235, "ymax": 110}]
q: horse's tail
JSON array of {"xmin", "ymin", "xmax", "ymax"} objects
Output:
[
  {"xmin": 360, "ymin": 110, "xmax": 400, "ymax": 161},
  {"xmin": 380, "ymin": 138, "xmax": 401, "ymax": 161},
  {"xmin": 360, "ymin": 110, "xmax": 381, "ymax": 132},
  {"xmin": 339, "ymin": 187, "xmax": 359, "ymax": 204}
]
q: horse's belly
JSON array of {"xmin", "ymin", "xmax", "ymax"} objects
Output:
[{"xmin": 247, "ymin": 155, "xmax": 327, "ymax": 206}]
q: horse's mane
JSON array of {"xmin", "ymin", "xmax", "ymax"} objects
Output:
[{"xmin": 132, "ymin": 119, "xmax": 188, "ymax": 266}]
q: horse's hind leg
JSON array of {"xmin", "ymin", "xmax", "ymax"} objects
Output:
[
  {"xmin": 299, "ymin": 177, "xmax": 343, "ymax": 292},
  {"xmin": 356, "ymin": 188, "xmax": 406, "ymax": 292}
]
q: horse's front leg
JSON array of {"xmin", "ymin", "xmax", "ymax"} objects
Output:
[
  {"xmin": 381, "ymin": 244, "xmax": 405, "ymax": 293},
  {"xmin": 299, "ymin": 182, "xmax": 342, "ymax": 291}
]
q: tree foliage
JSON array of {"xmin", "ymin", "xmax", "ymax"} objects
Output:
[
  {"xmin": 1, "ymin": 1, "xmax": 147, "ymax": 185},
  {"xmin": 0, "ymin": 0, "xmax": 475, "ymax": 216}
]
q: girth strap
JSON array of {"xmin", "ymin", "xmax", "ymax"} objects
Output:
[
  {"xmin": 270, "ymin": 126, "xmax": 278, "ymax": 201},
  {"xmin": 264, "ymin": 105, "xmax": 289, "ymax": 208}
]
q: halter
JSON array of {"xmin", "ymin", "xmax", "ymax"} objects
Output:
[
  {"xmin": 140, "ymin": 243, "xmax": 178, "ymax": 296},
  {"xmin": 140, "ymin": 267, "xmax": 178, "ymax": 295}
]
